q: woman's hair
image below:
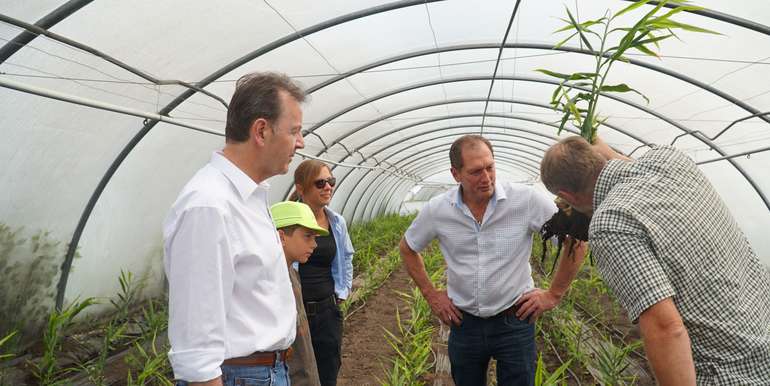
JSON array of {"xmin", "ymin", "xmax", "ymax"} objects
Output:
[{"xmin": 288, "ymin": 159, "xmax": 331, "ymax": 202}]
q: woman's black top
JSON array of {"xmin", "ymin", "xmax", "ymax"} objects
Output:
[{"xmin": 299, "ymin": 227, "xmax": 337, "ymax": 302}]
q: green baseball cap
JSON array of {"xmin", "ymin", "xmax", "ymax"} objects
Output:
[{"xmin": 270, "ymin": 201, "xmax": 329, "ymax": 236}]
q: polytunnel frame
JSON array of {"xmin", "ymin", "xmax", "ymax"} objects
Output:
[
  {"xmin": 322, "ymin": 125, "xmax": 561, "ymax": 217},
  {"xmin": 294, "ymin": 97, "xmax": 646, "ymax": 205},
  {"xmin": 0, "ymin": 1, "xmax": 766, "ymax": 308},
  {"xmin": 301, "ymin": 71, "xmax": 770, "ymax": 203},
  {"xmin": 346, "ymin": 140, "xmax": 551, "ymax": 220},
  {"xmin": 4, "ymin": 0, "xmax": 444, "ymax": 310}
]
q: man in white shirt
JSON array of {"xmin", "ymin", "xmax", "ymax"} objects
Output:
[
  {"xmin": 163, "ymin": 72, "xmax": 306, "ymax": 386},
  {"xmin": 400, "ymin": 135, "xmax": 586, "ymax": 386}
]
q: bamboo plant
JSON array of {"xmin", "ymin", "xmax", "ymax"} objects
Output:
[{"xmin": 538, "ymin": 0, "xmax": 719, "ymax": 143}]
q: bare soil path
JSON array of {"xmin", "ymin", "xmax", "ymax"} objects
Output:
[{"xmin": 337, "ymin": 266, "xmax": 412, "ymax": 386}]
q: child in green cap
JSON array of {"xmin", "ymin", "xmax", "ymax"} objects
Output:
[{"xmin": 270, "ymin": 201, "xmax": 326, "ymax": 386}]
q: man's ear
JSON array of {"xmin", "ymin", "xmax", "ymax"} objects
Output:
[
  {"xmin": 250, "ymin": 118, "xmax": 269, "ymax": 146},
  {"xmin": 277, "ymin": 229, "xmax": 286, "ymax": 245},
  {"xmin": 556, "ymin": 190, "xmax": 577, "ymax": 207},
  {"xmin": 450, "ymin": 167, "xmax": 461, "ymax": 183}
]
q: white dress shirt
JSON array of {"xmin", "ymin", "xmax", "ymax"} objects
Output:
[
  {"xmin": 404, "ymin": 182, "xmax": 556, "ymax": 317},
  {"xmin": 163, "ymin": 151, "xmax": 296, "ymax": 382}
]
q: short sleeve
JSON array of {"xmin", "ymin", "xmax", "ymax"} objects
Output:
[
  {"xmin": 528, "ymin": 187, "xmax": 558, "ymax": 233},
  {"xmin": 591, "ymin": 226, "xmax": 675, "ymax": 323},
  {"xmin": 404, "ymin": 201, "xmax": 438, "ymax": 253}
]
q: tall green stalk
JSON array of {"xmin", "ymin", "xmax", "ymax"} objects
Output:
[{"xmin": 538, "ymin": 0, "xmax": 719, "ymax": 142}]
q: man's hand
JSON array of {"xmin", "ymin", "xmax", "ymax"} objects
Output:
[
  {"xmin": 426, "ymin": 289, "xmax": 462, "ymax": 326},
  {"xmin": 514, "ymin": 288, "xmax": 561, "ymax": 323}
]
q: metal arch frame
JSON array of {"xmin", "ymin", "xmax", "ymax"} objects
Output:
[
  {"xmin": 354, "ymin": 154, "xmax": 534, "ymax": 222},
  {"xmin": 327, "ymin": 127, "xmax": 557, "ymax": 217},
  {"xmin": 307, "ymin": 43, "xmax": 770, "ymax": 127},
  {"xmin": 347, "ymin": 144, "xmax": 541, "ymax": 221},
  {"xmin": 283, "ymin": 94, "xmax": 644, "ymax": 201},
  {"xmin": 25, "ymin": 0, "xmax": 762, "ymax": 306},
  {"xmin": 296, "ymin": 97, "xmax": 635, "ymax": 200},
  {"xmin": 339, "ymin": 126, "xmax": 557, "ymax": 216},
  {"xmin": 305, "ymin": 76, "xmax": 770, "ymax": 212},
  {"xmin": 317, "ymin": 124, "xmax": 556, "ymax": 202},
  {"xmin": 324, "ymin": 104, "xmax": 651, "ymax": 217},
  {"xmin": 341, "ymin": 137, "xmax": 546, "ymax": 210},
  {"xmin": 0, "ymin": 0, "xmax": 94, "ymax": 63},
  {"xmin": 53, "ymin": 0, "xmax": 442, "ymax": 310}
]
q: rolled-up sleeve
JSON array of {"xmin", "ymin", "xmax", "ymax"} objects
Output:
[
  {"xmin": 404, "ymin": 202, "xmax": 437, "ymax": 253},
  {"xmin": 164, "ymin": 206, "xmax": 234, "ymax": 382},
  {"xmin": 528, "ymin": 188, "xmax": 557, "ymax": 233},
  {"xmin": 591, "ymin": 228, "xmax": 675, "ymax": 323}
]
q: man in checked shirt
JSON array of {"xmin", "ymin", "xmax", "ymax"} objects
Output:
[{"xmin": 540, "ymin": 135, "xmax": 770, "ymax": 385}]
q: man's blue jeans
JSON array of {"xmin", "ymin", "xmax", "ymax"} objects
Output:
[
  {"xmin": 175, "ymin": 359, "xmax": 290, "ymax": 386},
  {"xmin": 448, "ymin": 311, "xmax": 535, "ymax": 386}
]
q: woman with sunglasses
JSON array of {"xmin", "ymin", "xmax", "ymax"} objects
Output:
[{"xmin": 288, "ymin": 159, "xmax": 354, "ymax": 386}]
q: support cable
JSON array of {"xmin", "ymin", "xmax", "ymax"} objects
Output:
[
  {"xmin": 0, "ymin": 12, "xmax": 229, "ymax": 108},
  {"xmin": 480, "ymin": 0, "xmax": 521, "ymax": 134}
]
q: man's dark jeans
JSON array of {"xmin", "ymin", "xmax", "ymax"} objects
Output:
[{"xmin": 448, "ymin": 310, "xmax": 535, "ymax": 386}]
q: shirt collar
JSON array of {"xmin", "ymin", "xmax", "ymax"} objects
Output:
[
  {"xmin": 593, "ymin": 159, "xmax": 630, "ymax": 211},
  {"xmin": 449, "ymin": 182, "xmax": 506, "ymax": 207},
  {"xmin": 210, "ymin": 151, "xmax": 268, "ymax": 201}
]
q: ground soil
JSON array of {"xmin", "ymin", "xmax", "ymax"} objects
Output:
[{"xmin": 337, "ymin": 266, "xmax": 413, "ymax": 386}]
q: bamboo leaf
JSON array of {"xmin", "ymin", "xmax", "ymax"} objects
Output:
[
  {"xmin": 565, "ymin": 6, "xmax": 594, "ymax": 51},
  {"xmin": 550, "ymin": 84, "xmax": 563, "ymax": 104},
  {"xmin": 600, "ymin": 83, "xmax": 650, "ymax": 103},
  {"xmin": 553, "ymin": 32, "xmax": 578, "ymax": 49},
  {"xmin": 612, "ymin": 0, "xmax": 652, "ymax": 20},
  {"xmin": 649, "ymin": 19, "xmax": 721, "ymax": 34},
  {"xmin": 633, "ymin": 42, "xmax": 660, "ymax": 58},
  {"xmin": 554, "ymin": 17, "xmax": 606, "ymax": 33},
  {"xmin": 535, "ymin": 69, "xmax": 571, "ymax": 80},
  {"xmin": 652, "ymin": 5, "xmax": 705, "ymax": 23},
  {"xmin": 558, "ymin": 111, "xmax": 570, "ymax": 134}
]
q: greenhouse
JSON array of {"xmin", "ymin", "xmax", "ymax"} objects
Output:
[{"xmin": 1, "ymin": 0, "xmax": 769, "ymax": 385}]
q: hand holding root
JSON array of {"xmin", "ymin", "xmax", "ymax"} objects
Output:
[{"xmin": 426, "ymin": 289, "xmax": 462, "ymax": 326}]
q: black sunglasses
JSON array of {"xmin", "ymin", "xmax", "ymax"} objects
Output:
[{"xmin": 313, "ymin": 177, "xmax": 336, "ymax": 189}]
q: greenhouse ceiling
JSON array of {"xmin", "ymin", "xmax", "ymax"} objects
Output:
[{"xmin": 1, "ymin": 0, "xmax": 768, "ymax": 309}]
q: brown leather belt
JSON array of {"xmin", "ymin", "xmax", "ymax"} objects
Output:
[
  {"xmin": 497, "ymin": 302, "xmax": 522, "ymax": 318},
  {"xmin": 222, "ymin": 347, "xmax": 293, "ymax": 367}
]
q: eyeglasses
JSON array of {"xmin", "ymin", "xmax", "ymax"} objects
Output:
[{"xmin": 313, "ymin": 177, "xmax": 336, "ymax": 189}]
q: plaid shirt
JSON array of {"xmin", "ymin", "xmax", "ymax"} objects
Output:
[{"xmin": 589, "ymin": 146, "xmax": 770, "ymax": 385}]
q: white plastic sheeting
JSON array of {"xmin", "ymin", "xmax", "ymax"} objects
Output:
[{"xmin": 0, "ymin": 0, "xmax": 768, "ymax": 318}]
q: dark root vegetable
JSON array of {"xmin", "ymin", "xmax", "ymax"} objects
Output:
[{"xmin": 539, "ymin": 199, "xmax": 591, "ymax": 274}]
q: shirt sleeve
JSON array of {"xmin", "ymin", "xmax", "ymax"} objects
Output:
[
  {"xmin": 591, "ymin": 225, "xmax": 675, "ymax": 323},
  {"xmin": 404, "ymin": 201, "xmax": 437, "ymax": 253},
  {"xmin": 528, "ymin": 187, "xmax": 558, "ymax": 233},
  {"xmin": 340, "ymin": 216, "xmax": 354, "ymax": 299},
  {"xmin": 164, "ymin": 206, "xmax": 234, "ymax": 382}
]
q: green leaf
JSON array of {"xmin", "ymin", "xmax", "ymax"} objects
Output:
[
  {"xmin": 550, "ymin": 84, "xmax": 563, "ymax": 104},
  {"xmin": 600, "ymin": 83, "xmax": 650, "ymax": 103},
  {"xmin": 633, "ymin": 43, "xmax": 660, "ymax": 58},
  {"xmin": 635, "ymin": 33, "xmax": 673, "ymax": 48},
  {"xmin": 651, "ymin": 5, "xmax": 705, "ymax": 23},
  {"xmin": 553, "ymin": 32, "xmax": 578, "ymax": 49},
  {"xmin": 649, "ymin": 19, "xmax": 721, "ymax": 35},
  {"xmin": 565, "ymin": 6, "xmax": 594, "ymax": 51},
  {"xmin": 612, "ymin": 0, "xmax": 652, "ymax": 20},
  {"xmin": 535, "ymin": 69, "xmax": 597, "ymax": 81},
  {"xmin": 554, "ymin": 17, "xmax": 606, "ymax": 33}
]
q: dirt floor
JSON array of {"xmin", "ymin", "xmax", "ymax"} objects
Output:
[{"xmin": 337, "ymin": 266, "xmax": 413, "ymax": 386}]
